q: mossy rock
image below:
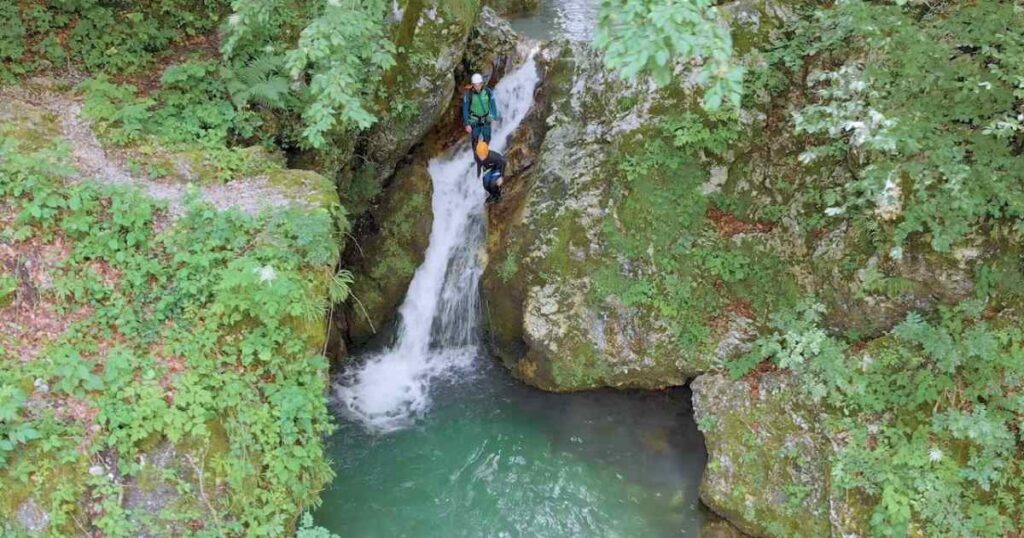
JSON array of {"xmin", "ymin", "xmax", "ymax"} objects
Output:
[
  {"xmin": 692, "ymin": 372, "xmax": 831, "ymax": 537},
  {"xmin": 0, "ymin": 96, "xmax": 60, "ymax": 153},
  {"xmin": 343, "ymin": 163, "xmax": 433, "ymax": 346},
  {"xmin": 168, "ymin": 145, "xmax": 285, "ymax": 184},
  {"xmin": 461, "ymin": 6, "xmax": 519, "ymax": 83},
  {"xmin": 363, "ymin": 0, "xmax": 483, "ymax": 185},
  {"xmin": 483, "ymin": 41, "xmax": 787, "ymax": 391},
  {"xmin": 0, "ymin": 446, "xmax": 88, "ymax": 536},
  {"xmin": 483, "ymin": 42, "xmax": 681, "ymax": 390}
]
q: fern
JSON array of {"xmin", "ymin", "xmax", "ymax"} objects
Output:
[{"xmin": 225, "ymin": 53, "xmax": 292, "ymax": 109}]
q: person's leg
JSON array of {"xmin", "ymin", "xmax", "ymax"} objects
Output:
[
  {"xmin": 483, "ymin": 171, "xmax": 502, "ymax": 201},
  {"xmin": 482, "ymin": 171, "xmax": 500, "ymax": 201},
  {"xmin": 481, "ymin": 124, "xmax": 492, "ymax": 144}
]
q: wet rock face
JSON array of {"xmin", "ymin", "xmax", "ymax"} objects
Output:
[
  {"xmin": 342, "ymin": 163, "xmax": 433, "ymax": 346},
  {"xmin": 462, "ymin": 6, "xmax": 518, "ymax": 83},
  {"xmin": 340, "ymin": 1, "xmax": 512, "ymax": 352},
  {"xmin": 691, "ymin": 373, "xmax": 831, "ymax": 537}
]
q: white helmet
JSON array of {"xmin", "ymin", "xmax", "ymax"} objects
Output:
[{"xmin": 471, "ymin": 73, "xmax": 483, "ymax": 84}]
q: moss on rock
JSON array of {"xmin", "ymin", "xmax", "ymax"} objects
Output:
[
  {"xmin": 482, "ymin": 40, "xmax": 800, "ymax": 391},
  {"xmin": 0, "ymin": 97, "xmax": 60, "ymax": 153},
  {"xmin": 342, "ymin": 163, "xmax": 433, "ymax": 346},
  {"xmin": 362, "ymin": 0, "xmax": 483, "ymax": 185},
  {"xmin": 692, "ymin": 372, "xmax": 831, "ymax": 537}
]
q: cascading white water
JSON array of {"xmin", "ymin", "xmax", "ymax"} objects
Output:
[{"xmin": 336, "ymin": 54, "xmax": 541, "ymax": 433}]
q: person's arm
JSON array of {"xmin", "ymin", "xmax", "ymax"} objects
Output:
[
  {"xmin": 491, "ymin": 153, "xmax": 506, "ymax": 176},
  {"xmin": 489, "ymin": 89, "xmax": 501, "ymax": 121},
  {"xmin": 462, "ymin": 93, "xmax": 471, "ymax": 127}
]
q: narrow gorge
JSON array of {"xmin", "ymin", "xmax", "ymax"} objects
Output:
[{"xmin": 2, "ymin": 1, "xmax": 1022, "ymax": 537}]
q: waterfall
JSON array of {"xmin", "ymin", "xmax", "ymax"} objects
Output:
[{"xmin": 336, "ymin": 54, "xmax": 540, "ymax": 433}]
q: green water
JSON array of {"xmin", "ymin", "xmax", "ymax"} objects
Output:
[
  {"xmin": 508, "ymin": 0, "xmax": 599, "ymax": 42},
  {"xmin": 315, "ymin": 358, "xmax": 707, "ymax": 537}
]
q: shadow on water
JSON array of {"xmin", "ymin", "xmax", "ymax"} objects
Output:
[{"xmin": 315, "ymin": 355, "xmax": 709, "ymax": 538}]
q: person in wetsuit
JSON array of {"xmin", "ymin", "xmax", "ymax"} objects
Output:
[{"xmin": 474, "ymin": 140, "xmax": 506, "ymax": 204}]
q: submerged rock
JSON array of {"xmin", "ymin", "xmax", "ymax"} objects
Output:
[
  {"xmin": 483, "ymin": 0, "xmax": 539, "ymax": 16},
  {"xmin": 702, "ymin": 512, "xmax": 750, "ymax": 538}
]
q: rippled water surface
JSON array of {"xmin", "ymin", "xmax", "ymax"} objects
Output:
[{"xmin": 508, "ymin": 0, "xmax": 600, "ymax": 42}]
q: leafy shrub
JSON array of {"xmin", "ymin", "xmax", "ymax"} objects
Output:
[
  {"xmin": 736, "ymin": 301, "xmax": 1024, "ymax": 535},
  {"xmin": 595, "ymin": 0, "xmax": 743, "ymax": 109},
  {"xmin": 0, "ymin": 134, "xmax": 347, "ymax": 534},
  {"xmin": 222, "ymin": 0, "xmax": 396, "ymax": 148},
  {"xmin": 0, "ymin": 0, "xmax": 229, "ymax": 80},
  {"xmin": 783, "ymin": 1, "xmax": 1024, "ymax": 254}
]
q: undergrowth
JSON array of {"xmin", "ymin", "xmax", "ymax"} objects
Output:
[
  {"xmin": 730, "ymin": 301, "xmax": 1024, "ymax": 536},
  {"xmin": 0, "ymin": 134, "xmax": 348, "ymax": 536}
]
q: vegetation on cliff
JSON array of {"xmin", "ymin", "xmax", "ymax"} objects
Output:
[
  {"xmin": 486, "ymin": 0, "xmax": 1024, "ymax": 535},
  {"xmin": 4, "ymin": 0, "xmax": 1023, "ymax": 536},
  {"xmin": 0, "ymin": 118, "xmax": 345, "ymax": 534},
  {"xmin": 1, "ymin": 0, "xmax": 504, "ymax": 534}
]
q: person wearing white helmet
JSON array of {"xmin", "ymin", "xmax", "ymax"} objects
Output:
[{"xmin": 462, "ymin": 72, "xmax": 501, "ymax": 149}]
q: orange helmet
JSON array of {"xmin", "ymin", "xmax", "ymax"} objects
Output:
[{"xmin": 475, "ymin": 140, "xmax": 489, "ymax": 160}]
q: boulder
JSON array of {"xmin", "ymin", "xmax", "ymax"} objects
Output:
[
  {"xmin": 692, "ymin": 373, "xmax": 831, "ymax": 537},
  {"xmin": 461, "ymin": 6, "xmax": 518, "ymax": 84},
  {"xmin": 482, "ymin": 42, "xmax": 750, "ymax": 391},
  {"xmin": 342, "ymin": 163, "xmax": 433, "ymax": 346}
]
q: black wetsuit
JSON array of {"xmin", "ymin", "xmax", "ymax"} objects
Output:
[
  {"xmin": 476, "ymin": 150, "xmax": 506, "ymax": 199},
  {"xmin": 476, "ymin": 150, "xmax": 506, "ymax": 178}
]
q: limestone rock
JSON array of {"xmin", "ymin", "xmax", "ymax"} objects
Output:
[
  {"xmin": 15, "ymin": 497, "xmax": 49, "ymax": 535},
  {"xmin": 122, "ymin": 442, "xmax": 190, "ymax": 536},
  {"xmin": 462, "ymin": 7, "xmax": 519, "ymax": 83},
  {"xmin": 483, "ymin": 42, "xmax": 748, "ymax": 390}
]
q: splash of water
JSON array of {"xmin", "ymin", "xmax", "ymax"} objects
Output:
[{"xmin": 336, "ymin": 55, "xmax": 540, "ymax": 433}]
